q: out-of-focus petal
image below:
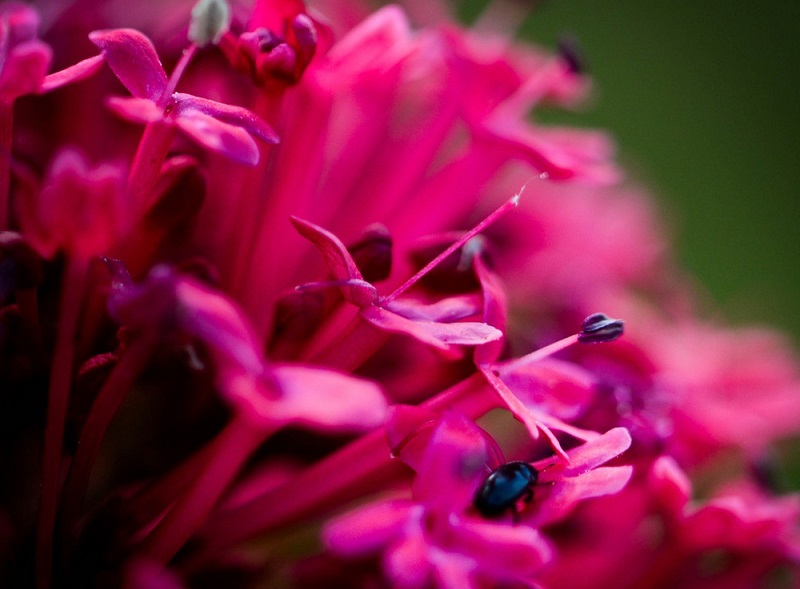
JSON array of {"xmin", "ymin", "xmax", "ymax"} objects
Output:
[
  {"xmin": 448, "ymin": 516, "xmax": 552, "ymax": 577},
  {"xmin": 266, "ymin": 365, "xmax": 388, "ymax": 432},
  {"xmin": 413, "ymin": 411, "xmax": 490, "ymax": 514},
  {"xmin": 0, "ymin": 40, "xmax": 50, "ymax": 99},
  {"xmin": 323, "ymin": 499, "xmax": 413, "ymax": 556}
]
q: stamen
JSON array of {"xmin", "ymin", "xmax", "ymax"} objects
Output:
[
  {"xmin": 384, "ymin": 190, "xmax": 522, "ymax": 303},
  {"xmin": 578, "ymin": 313, "xmax": 624, "ymax": 344}
]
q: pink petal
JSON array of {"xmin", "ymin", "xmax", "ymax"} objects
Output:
[
  {"xmin": 413, "ymin": 411, "xmax": 492, "ymax": 514},
  {"xmin": 473, "ymin": 255, "xmax": 507, "ymax": 364},
  {"xmin": 362, "ymin": 306, "xmax": 502, "ymax": 351},
  {"xmin": 0, "ymin": 40, "xmax": 50, "ymax": 99},
  {"xmin": 89, "ymin": 28, "xmax": 168, "ymax": 101},
  {"xmin": 532, "ymin": 465, "xmax": 633, "ymax": 526},
  {"xmin": 323, "ymin": 499, "xmax": 413, "ymax": 556},
  {"xmin": 478, "ymin": 365, "xmax": 569, "ymax": 462},
  {"xmin": 326, "ymin": 5, "xmax": 414, "ymax": 77},
  {"xmin": 648, "ymin": 455, "xmax": 691, "ymax": 516},
  {"xmin": 384, "ymin": 513, "xmax": 433, "ymax": 589},
  {"xmin": 291, "ymin": 216, "xmax": 364, "ymax": 282},
  {"xmin": 384, "ymin": 294, "xmax": 483, "ymax": 323},
  {"xmin": 266, "ymin": 365, "xmax": 388, "ymax": 432},
  {"xmin": 173, "ymin": 93, "xmax": 279, "ymax": 144},
  {"xmin": 432, "ymin": 556, "xmax": 477, "ymax": 589},
  {"xmin": 559, "ymin": 427, "xmax": 632, "ymax": 477},
  {"xmin": 106, "ymin": 96, "xmax": 164, "ymax": 124},
  {"xmin": 499, "ymin": 359, "xmax": 597, "ymax": 420},
  {"xmin": 40, "ymin": 54, "xmax": 104, "ymax": 93},
  {"xmin": 449, "ymin": 517, "xmax": 552, "ymax": 577},
  {"xmin": 0, "ymin": 3, "xmax": 40, "ymax": 43},
  {"xmin": 385, "ymin": 405, "xmax": 441, "ymax": 472},
  {"xmin": 175, "ymin": 110, "xmax": 260, "ymax": 165}
]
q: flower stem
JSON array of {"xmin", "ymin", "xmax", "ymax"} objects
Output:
[
  {"xmin": 384, "ymin": 193, "xmax": 520, "ymax": 303},
  {"xmin": 137, "ymin": 414, "xmax": 271, "ymax": 566},
  {"xmin": 60, "ymin": 335, "xmax": 155, "ymax": 550},
  {"xmin": 189, "ymin": 373, "xmax": 494, "ymax": 560},
  {"xmin": 36, "ymin": 255, "xmax": 90, "ymax": 589},
  {"xmin": 0, "ymin": 100, "xmax": 13, "ymax": 230},
  {"xmin": 127, "ymin": 121, "xmax": 177, "ymax": 216}
]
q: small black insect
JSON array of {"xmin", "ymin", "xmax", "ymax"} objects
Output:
[{"xmin": 473, "ymin": 461, "xmax": 539, "ymax": 518}]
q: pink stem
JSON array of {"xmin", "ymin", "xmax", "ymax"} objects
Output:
[
  {"xmin": 384, "ymin": 193, "xmax": 520, "ymax": 303},
  {"xmin": 189, "ymin": 373, "xmax": 494, "ymax": 560},
  {"xmin": 126, "ymin": 121, "xmax": 177, "ymax": 216},
  {"xmin": 137, "ymin": 414, "xmax": 271, "ymax": 566},
  {"xmin": 61, "ymin": 336, "xmax": 155, "ymax": 548},
  {"xmin": 36, "ymin": 255, "xmax": 89, "ymax": 589},
  {"xmin": 0, "ymin": 100, "xmax": 13, "ymax": 230},
  {"xmin": 307, "ymin": 314, "xmax": 389, "ymax": 372}
]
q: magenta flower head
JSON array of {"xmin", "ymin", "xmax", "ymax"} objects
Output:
[{"xmin": 1, "ymin": 1, "xmax": 799, "ymax": 587}]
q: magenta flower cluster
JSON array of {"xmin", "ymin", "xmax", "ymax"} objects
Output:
[{"xmin": 1, "ymin": 1, "xmax": 799, "ymax": 587}]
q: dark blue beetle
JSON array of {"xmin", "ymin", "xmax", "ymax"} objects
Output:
[{"xmin": 473, "ymin": 461, "xmax": 539, "ymax": 518}]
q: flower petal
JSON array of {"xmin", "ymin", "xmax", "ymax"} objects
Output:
[
  {"xmin": 362, "ymin": 306, "xmax": 502, "ymax": 351},
  {"xmin": 448, "ymin": 516, "xmax": 553, "ymax": 577},
  {"xmin": 173, "ymin": 93, "xmax": 279, "ymax": 144},
  {"xmin": 106, "ymin": 96, "xmax": 164, "ymax": 124},
  {"xmin": 40, "ymin": 54, "xmax": 104, "ymax": 93},
  {"xmin": 266, "ymin": 365, "xmax": 388, "ymax": 432},
  {"xmin": 384, "ymin": 294, "xmax": 483, "ymax": 323},
  {"xmin": 0, "ymin": 40, "xmax": 51, "ymax": 99},
  {"xmin": 89, "ymin": 28, "xmax": 168, "ymax": 101},
  {"xmin": 532, "ymin": 465, "xmax": 633, "ymax": 526},
  {"xmin": 413, "ymin": 411, "xmax": 492, "ymax": 514},
  {"xmin": 175, "ymin": 110, "xmax": 260, "ymax": 165},
  {"xmin": 291, "ymin": 216, "xmax": 364, "ymax": 281},
  {"xmin": 473, "ymin": 255, "xmax": 507, "ymax": 364},
  {"xmin": 323, "ymin": 499, "xmax": 413, "ymax": 556},
  {"xmin": 558, "ymin": 427, "xmax": 632, "ymax": 477}
]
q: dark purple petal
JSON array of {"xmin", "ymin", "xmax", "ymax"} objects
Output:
[
  {"xmin": 106, "ymin": 96, "xmax": 164, "ymax": 123},
  {"xmin": 173, "ymin": 93, "xmax": 279, "ymax": 144},
  {"xmin": 89, "ymin": 28, "xmax": 168, "ymax": 101},
  {"xmin": 175, "ymin": 110, "xmax": 260, "ymax": 165},
  {"xmin": 362, "ymin": 305, "xmax": 502, "ymax": 351}
]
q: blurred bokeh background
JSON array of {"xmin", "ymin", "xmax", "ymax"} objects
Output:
[{"xmin": 466, "ymin": 0, "xmax": 800, "ymax": 343}]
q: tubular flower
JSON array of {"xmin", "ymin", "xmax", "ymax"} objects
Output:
[{"xmin": 0, "ymin": 0, "xmax": 798, "ymax": 588}]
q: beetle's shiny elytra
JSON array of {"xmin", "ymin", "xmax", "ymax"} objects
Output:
[{"xmin": 473, "ymin": 461, "xmax": 539, "ymax": 518}]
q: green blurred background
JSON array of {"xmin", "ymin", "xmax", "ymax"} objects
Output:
[{"xmin": 467, "ymin": 0, "xmax": 800, "ymax": 344}]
